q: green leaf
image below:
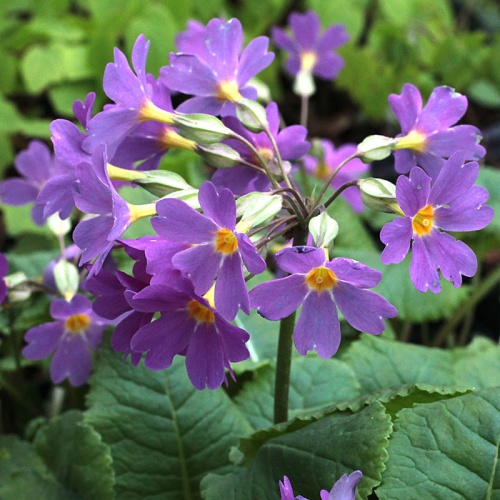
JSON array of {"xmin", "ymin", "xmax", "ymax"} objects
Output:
[
  {"xmin": 202, "ymin": 402, "xmax": 392, "ymax": 499},
  {"xmin": 34, "ymin": 410, "xmax": 115, "ymax": 500},
  {"xmin": 468, "ymin": 79, "xmax": 500, "ymax": 108},
  {"xmin": 234, "ymin": 355, "xmax": 360, "ymax": 430},
  {"xmin": 0, "ymin": 411, "xmax": 114, "ymax": 499},
  {"xmin": 84, "ymin": 345, "xmax": 253, "ymax": 499},
  {"xmin": 342, "ymin": 335, "xmax": 500, "ymax": 393},
  {"xmin": 378, "ymin": 387, "xmax": 500, "ymax": 499},
  {"xmin": 48, "ymin": 82, "xmax": 96, "ymax": 117}
]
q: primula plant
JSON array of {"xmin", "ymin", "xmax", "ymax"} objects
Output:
[{"xmin": 1, "ymin": 5, "xmax": 500, "ymax": 500}]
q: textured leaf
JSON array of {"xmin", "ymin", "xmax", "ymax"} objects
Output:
[
  {"xmin": 378, "ymin": 387, "xmax": 500, "ymax": 499},
  {"xmin": 342, "ymin": 335, "xmax": 500, "ymax": 393},
  {"xmin": 34, "ymin": 410, "xmax": 115, "ymax": 500},
  {"xmin": 84, "ymin": 345, "xmax": 253, "ymax": 499},
  {"xmin": 202, "ymin": 402, "xmax": 391, "ymax": 499},
  {"xmin": 235, "ymin": 355, "xmax": 360, "ymax": 429}
]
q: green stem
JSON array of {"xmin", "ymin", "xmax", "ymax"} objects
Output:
[
  {"xmin": 300, "ymin": 94, "xmax": 309, "ymax": 128},
  {"xmin": 432, "ymin": 265, "xmax": 500, "ymax": 347},
  {"xmin": 274, "ymin": 310, "xmax": 297, "ymax": 424}
]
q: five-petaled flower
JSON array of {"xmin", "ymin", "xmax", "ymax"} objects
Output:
[
  {"xmin": 380, "ymin": 152, "xmax": 493, "ymax": 293},
  {"xmin": 250, "ymin": 246, "xmax": 397, "ymax": 358}
]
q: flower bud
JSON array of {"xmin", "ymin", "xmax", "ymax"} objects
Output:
[
  {"xmin": 133, "ymin": 170, "xmax": 192, "ymax": 198},
  {"xmin": 293, "ymin": 70, "xmax": 316, "ymax": 97},
  {"xmin": 235, "ymin": 192, "xmax": 283, "ymax": 232},
  {"xmin": 173, "ymin": 113, "xmax": 233, "ymax": 144},
  {"xmin": 5, "ymin": 272, "xmax": 31, "ymax": 302},
  {"xmin": 235, "ymin": 98, "xmax": 269, "ymax": 133},
  {"xmin": 197, "ymin": 143, "xmax": 243, "ymax": 169},
  {"xmin": 359, "ymin": 178, "xmax": 399, "ymax": 213},
  {"xmin": 53, "ymin": 259, "xmax": 79, "ymax": 301},
  {"xmin": 46, "ymin": 213, "xmax": 71, "ymax": 237},
  {"xmin": 308, "ymin": 212, "xmax": 339, "ymax": 248},
  {"xmin": 357, "ymin": 135, "xmax": 396, "ymax": 163}
]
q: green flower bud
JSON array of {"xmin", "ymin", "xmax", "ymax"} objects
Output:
[
  {"xmin": 53, "ymin": 260, "xmax": 79, "ymax": 301},
  {"xmin": 197, "ymin": 143, "xmax": 243, "ymax": 169},
  {"xmin": 133, "ymin": 170, "xmax": 192, "ymax": 198},
  {"xmin": 357, "ymin": 135, "xmax": 397, "ymax": 163},
  {"xmin": 308, "ymin": 212, "xmax": 339, "ymax": 248},
  {"xmin": 359, "ymin": 178, "xmax": 400, "ymax": 213},
  {"xmin": 235, "ymin": 98, "xmax": 269, "ymax": 133},
  {"xmin": 236, "ymin": 192, "xmax": 283, "ymax": 232},
  {"xmin": 173, "ymin": 113, "xmax": 233, "ymax": 144}
]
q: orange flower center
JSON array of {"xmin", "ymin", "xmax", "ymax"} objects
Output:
[
  {"xmin": 64, "ymin": 314, "xmax": 90, "ymax": 334},
  {"xmin": 412, "ymin": 205, "xmax": 434, "ymax": 236},
  {"xmin": 305, "ymin": 266, "xmax": 338, "ymax": 293},
  {"xmin": 214, "ymin": 228, "xmax": 239, "ymax": 255},
  {"xmin": 187, "ymin": 300, "xmax": 215, "ymax": 324}
]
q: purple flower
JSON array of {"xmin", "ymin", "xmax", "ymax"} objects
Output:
[
  {"xmin": 380, "ymin": 152, "xmax": 493, "ymax": 293},
  {"xmin": 279, "ymin": 470, "xmax": 362, "ymax": 500},
  {"xmin": 304, "ymin": 140, "xmax": 369, "ymax": 212},
  {"xmin": 85, "ymin": 35, "xmax": 174, "ymax": 157},
  {"xmin": 272, "ymin": 11, "xmax": 349, "ymax": 80},
  {"xmin": 250, "ymin": 247, "xmax": 397, "ymax": 358},
  {"xmin": 160, "ymin": 18, "xmax": 274, "ymax": 116},
  {"xmin": 212, "ymin": 102, "xmax": 310, "ymax": 195},
  {"xmin": 175, "ymin": 20, "xmax": 207, "ymax": 57},
  {"xmin": 0, "ymin": 141, "xmax": 64, "ymax": 225},
  {"xmin": 129, "ymin": 282, "xmax": 250, "ymax": 390},
  {"xmin": 390, "ymin": 84, "xmax": 485, "ymax": 178},
  {"xmin": 22, "ymin": 294, "xmax": 108, "ymax": 386},
  {"xmin": 72, "ymin": 146, "xmax": 140, "ymax": 276},
  {"xmin": 0, "ymin": 253, "xmax": 8, "ymax": 304},
  {"xmin": 152, "ymin": 181, "xmax": 266, "ymax": 320}
]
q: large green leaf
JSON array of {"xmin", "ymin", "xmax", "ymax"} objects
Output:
[
  {"xmin": 202, "ymin": 402, "xmax": 391, "ymax": 499},
  {"xmin": 234, "ymin": 355, "xmax": 360, "ymax": 429},
  {"xmin": 84, "ymin": 345, "xmax": 253, "ymax": 499},
  {"xmin": 0, "ymin": 411, "xmax": 114, "ymax": 499},
  {"xmin": 342, "ymin": 335, "xmax": 500, "ymax": 393},
  {"xmin": 378, "ymin": 387, "xmax": 500, "ymax": 499}
]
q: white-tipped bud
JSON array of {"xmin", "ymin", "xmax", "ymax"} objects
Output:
[
  {"xmin": 235, "ymin": 98, "xmax": 269, "ymax": 133},
  {"xmin": 197, "ymin": 143, "xmax": 243, "ymax": 169},
  {"xmin": 357, "ymin": 135, "xmax": 397, "ymax": 163},
  {"xmin": 5, "ymin": 272, "xmax": 30, "ymax": 302},
  {"xmin": 293, "ymin": 70, "xmax": 316, "ymax": 97},
  {"xmin": 133, "ymin": 170, "xmax": 192, "ymax": 198},
  {"xmin": 359, "ymin": 178, "xmax": 400, "ymax": 213},
  {"xmin": 308, "ymin": 212, "xmax": 339, "ymax": 248},
  {"xmin": 53, "ymin": 259, "xmax": 79, "ymax": 301},
  {"xmin": 173, "ymin": 113, "xmax": 233, "ymax": 144},
  {"xmin": 236, "ymin": 192, "xmax": 283, "ymax": 232},
  {"xmin": 47, "ymin": 214, "xmax": 71, "ymax": 237}
]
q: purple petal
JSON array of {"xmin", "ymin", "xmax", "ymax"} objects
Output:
[
  {"xmin": 276, "ymin": 125, "xmax": 310, "ymax": 160},
  {"xmin": 426, "ymin": 125, "xmax": 485, "ymax": 160},
  {"xmin": 185, "ymin": 322, "xmax": 225, "ymax": 390},
  {"xmin": 417, "ymin": 86, "xmax": 467, "ymax": 132},
  {"xmin": 328, "ymin": 258, "xmax": 382, "ymax": 288},
  {"xmin": 322, "ymin": 470, "xmax": 363, "ymax": 500},
  {"xmin": 73, "ymin": 92, "xmax": 96, "ymax": 128},
  {"xmin": 290, "ymin": 11, "xmax": 320, "ymax": 50},
  {"xmin": 237, "ymin": 36, "xmax": 275, "ymax": 86},
  {"xmin": 388, "ymin": 83, "xmax": 422, "ymax": 134},
  {"xmin": 153, "ymin": 198, "xmax": 217, "ymax": 242},
  {"xmin": 272, "ymin": 27, "xmax": 297, "ymax": 53},
  {"xmin": 15, "ymin": 141, "xmax": 53, "ymax": 184},
  {"xmin": 51, "ymin": 294, "xmax": 92, "ymax": 319},
  {"xmin": 313, "ymin": 52, "xmax": 344, "ymax": 80},
  {"xmin": 173, "ymin": 244, "xmax": 222, "ymax": 295},
  {"xmin": 215, "ymin": 253, "xmax": 248, "ymax": 320},
  {"xmin": 285, "ymin": 55, "xmax": 301, "ymax": 77},
  {"xmin": 176, "ymin": 96, "xmax": 224, "ymax": 115},
  {"xmin": 211, "ymin": 166, "xmax": 271, "ymax": 196},
  {"xmin": 397, "ymin": 168, "xmax": 431, "ymax": 217},
  {"xmin": 410, "ymin": 236, "xmax": 441, "ymax": 293},
  {"xmin": 38, "ymin": 173, "xmax": 76, "ymax": 220},
  {"xmin": 425, "ymin": 231, "xmax": 477, "ymax": 288},
  {"xmin": 294, "ymin": 292, "xmax": 341, "ymax": 358},
  {"xmin": 198, "ymin": 182, "xmax": 236, "ymax": 229},
  {"xmin": 428, "ymin": 152, "xmax": 472, "ymax": 206},
  {"xmin": 380, "ymin": 217, "xmax": 413, "ymax": 264},
  {"xmin": 50, "ymin": 334, "xmax": 92, "ymax": 386},
  {"xmin": 111, "ymin": 311, "xmax": 153, "ymax": 359},
  {"xmin": 317, "ymin": 24, "xmax": 350, "ymax": 52},
  {"xmin": 236, "ymin": 233, "xmax": 266, "ymax": 274},
  {"xmin": 435, "ymin": 186, "xmax": 493, "ymax": 232},
  {"xmin": 50, "ymin": 119, "xmax": 88, "ymax": 165},
  {"xmin": 215, "ymin": 317, "xmax": 249, "ymax": 362},
  {"xmin": 161, "ymin": 54, "xmax": 217, "ymax": 96},
  {"xmin": 249, "ymin": 274, "xmax": 307, "ymax": 320},
  {"xmin": 0, "ymin": 178, "xmax": 38, "ymax": 205},
  {"xmin": 334, "ymin": 283, "xmax": 397, "ymax": 334},
  {"xmin": 22, "ymin": 322, "xmax": 63, "ymax": 359},
  {"xmin": 132, "ymin": 313, "xmax": 191, "ymax": 369},
  {"xmin": 416, "ymin": 151, "xmax": 445, "ymax": 180},
  {"xmin": 74, "ymin": 216, "xmax": 115, "ymax": 265},
  {"xmin": 275, "ymin": 246, "xmax": 326, "ymax": 274},
  {"xmin": 394, "ymin": 149, "xmax": 417, "ymax": 174}
]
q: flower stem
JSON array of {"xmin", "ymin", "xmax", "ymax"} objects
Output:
[{"xmin": 274, "ymin": 310, "xmax": 297, "ymax": 424}]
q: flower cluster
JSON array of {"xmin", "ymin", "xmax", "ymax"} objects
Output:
[{"xmin": 0, "ymin": 12, "xmax": 491, "ymax": 396}]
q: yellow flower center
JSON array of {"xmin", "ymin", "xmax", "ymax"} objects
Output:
[
  {"xmin": 314, "ymin": 161, "xmax": 331, "ymax": 180},
  {"xmin": 215, "ymin": 79, "xmax": 243, "ymax": 103},
  {"xmin": 160, "ymin": 128, "xmax": 196, "ymax": 151},
  {"xmin": 187, "ymin": 300, "xmax": 215, "ymax": 324},
  {"xmin": 394, "ymin": 129, "xmax": 428, "ymax": 153},
  {"xmin": 412, "ymin": 204, "xmax": 434, "ymax": 236},
  {"xmin": 305, "ymin": 266, "xmax": 338, "ymax": 293},
  {"xmin": 64, "ymin": 314, "xmax": 90, "ymax": 334},
  {"xmin": 300, "ymin": 51, "xmax": 318, "ymax": 72},
  {"xmin": 214, "ymin": 228, "xmax": 239, "ymax": 255}
]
